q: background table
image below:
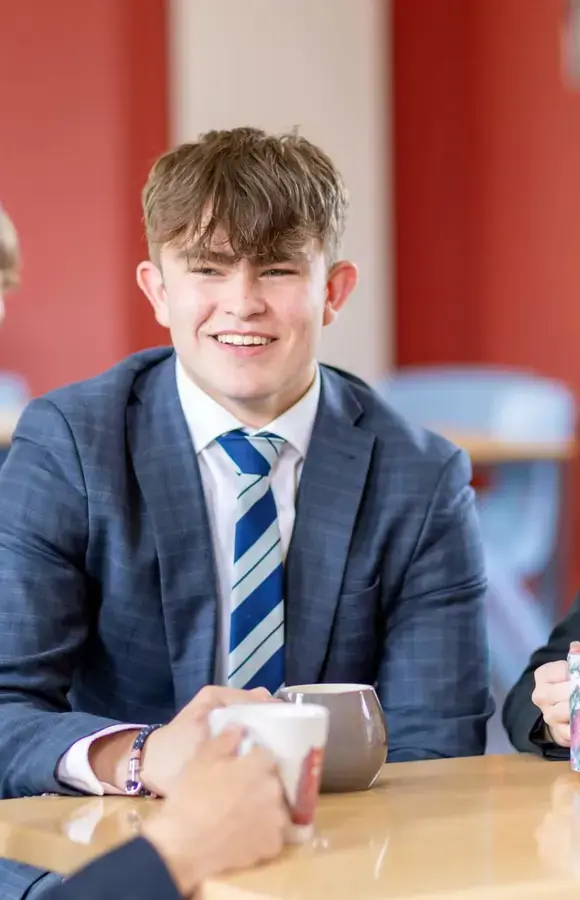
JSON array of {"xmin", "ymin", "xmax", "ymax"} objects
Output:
[
  {"xmin": 0, "ymin": 410, "xmax": 20, "ymax": 448},
  {"xmin": 0, "ymin": 755, "xmax": 580, "ymax": 898},
  {"xmin": 437, "ymin": 430, "xmax": 577, "ymax": 465}
]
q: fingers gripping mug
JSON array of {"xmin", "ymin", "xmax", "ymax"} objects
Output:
[{"xmin": 209, "ymin": 702, "xmax": 329, "ymax": 843}]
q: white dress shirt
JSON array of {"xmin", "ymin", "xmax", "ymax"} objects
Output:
[{"xmin": 57, "ymin": 358, "xmax": 321, "ymax": 795}]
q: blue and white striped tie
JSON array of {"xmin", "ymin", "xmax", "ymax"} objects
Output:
[{"xmin": 216, "ymin": 429, "xmax": 286, "ymax": 693}]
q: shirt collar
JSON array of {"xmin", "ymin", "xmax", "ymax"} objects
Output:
[{"xmin": 175, "ymin": 358, "xmax": 321, "ymax": 458}]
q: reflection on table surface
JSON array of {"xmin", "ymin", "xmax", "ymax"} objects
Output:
[{"xmin": 0, "ymin": 756, "xmax": 580, "ymax": 897}]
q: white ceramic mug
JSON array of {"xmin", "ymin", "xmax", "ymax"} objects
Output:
[{"xmin": 209, "ymin": 702, "xmax": 329, "ymax": 843}]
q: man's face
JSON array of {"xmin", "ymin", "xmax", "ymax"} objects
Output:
[{"xmin": 137, "ymin": 236, "xmax": 357, "ymax": 424}]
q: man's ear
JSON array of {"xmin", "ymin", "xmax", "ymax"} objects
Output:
[
  {"xmin": 136, "ymin": 260, "xmax": 170, "ymax": 328},
  {"xmin": 323, "ymin": 261, "xmax": 358, "ymax": 326}
]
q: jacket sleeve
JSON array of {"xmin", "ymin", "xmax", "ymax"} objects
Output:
[
  {"xmin": 0, "ymin": 399, "xmax": 125, "ymax": 798},
  {"xmin": 45, "ymin": 839, "xmax": 181, "ymax": 900},
  {"xmin": 378, "ymin": 449, "xmax": 493, "ymax": 761}
]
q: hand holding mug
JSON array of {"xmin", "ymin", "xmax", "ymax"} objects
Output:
[
  {"xmin": 89, "ymin": 685, "xmax": 274, "ymax": 795},
  {"xmin": 141, "ymin": 685, "xmax": 274, "ymax": 797},
  {"xmin": 143, "ymin": 727, "xmax": 287, "ymax": 897},
  {"xmin": 531, "ymin": 647, "xmax": 580, "ymax": 748}
]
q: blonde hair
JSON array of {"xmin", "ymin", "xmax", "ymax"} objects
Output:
[
  {"xmin": 0, "ymin": 206, "xmax": 20, "ymax": 290},
  {"xmin": 142, "ymin": 127, "xmax": 348, "ymax": 266}
]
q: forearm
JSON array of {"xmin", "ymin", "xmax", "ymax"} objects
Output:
[
  {"xmin": 0, "ymin": 704, "xmax": 126, "ymax": 798},
  {"xmin": 88, "ymin": 729, "xmax": 140, "ymax": 791},
  {"xmin": 383, "ymin": 449, "xmax": 492, "ymax": 758},
  {"xmin": 381, "ymin": 582, "xmax": 492, "ymax": 759}
]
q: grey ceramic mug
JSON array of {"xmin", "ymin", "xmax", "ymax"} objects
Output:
[{"xmin": 278, "ymin": 683, "xmax": 387, "ymax": 793}]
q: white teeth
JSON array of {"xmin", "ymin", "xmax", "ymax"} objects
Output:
[{"xmin": 216, "ymin": 334, "xmax": 272, "ymax": 346}]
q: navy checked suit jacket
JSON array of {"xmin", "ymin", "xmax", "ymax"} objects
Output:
[
  {"xmin": 44, "ymin": 839, "xmax": 180, "ymax": 900},
  {"xmin": 0, "ymin": 348, "xmax": 492, "ymax": 897}
]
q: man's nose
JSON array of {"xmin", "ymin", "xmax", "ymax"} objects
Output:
[{"xmin": 225, "ymin": 271, "xmax": 265, "ymax": 319}]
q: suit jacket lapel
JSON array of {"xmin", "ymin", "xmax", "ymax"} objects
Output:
[
  {"xmin": 285, "ymin": 368, "xmax": 375, "ymax": 685},
  {"xmin": 127, "ymin": 355, "xmax": 218, "ymax": 710}
]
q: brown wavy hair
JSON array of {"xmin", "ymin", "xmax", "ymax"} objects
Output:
[{"xmin": 142, "ymin": 127, "xmax": 348, "ymax": 267}]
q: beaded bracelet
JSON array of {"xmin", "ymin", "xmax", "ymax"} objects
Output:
[{"xmin": 125, "ymin": 723, "xmax": 163, "ymax": 797}]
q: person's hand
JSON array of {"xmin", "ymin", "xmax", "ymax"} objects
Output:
[
  {"xmin": 532, "ymin": 660, "xmax": 572, "ymax": 747},
  {"xmin": 140, "ymin": 685, "xmax": 273, "ymax": 797},
  {"xmin": 89, "ymin": 685, "xmax": 273, "ymax": 794},
  {"xmin": 143, "ymin": 727, "xmax": 287, "ymax": 897}
]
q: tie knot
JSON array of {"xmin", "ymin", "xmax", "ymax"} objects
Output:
[{"xmin": 216, "ymin": 429, "xmax": 286, "ymax": 476}]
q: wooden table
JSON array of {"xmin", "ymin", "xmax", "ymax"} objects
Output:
[
  {"xmin": 439, "ymin": 427, "xmax": 576, "ymax": 629},
  {"xmin": 1, "ymin": 755, "xmax": 580, "ymax": 898}
]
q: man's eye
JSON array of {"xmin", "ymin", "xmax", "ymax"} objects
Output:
[
  {"xmin": 190, "ymin": 267, "xmax": 221, "ymax": 276},
  {"xmin": 261, "ymin": 268, "xmax": 297, "ymax": 277}
]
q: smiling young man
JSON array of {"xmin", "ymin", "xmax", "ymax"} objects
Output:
[{"xmin": 0, "ymin": 129, "xmax": 492, "ymax": 898}]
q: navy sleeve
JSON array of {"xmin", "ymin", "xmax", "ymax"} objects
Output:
[
  {"xmin": 379, "ymin": 449, "xmax": 493, "ymax": 760},
  {"xmin": 45, "ymin": 839, "xmax": 181, "ymax": 900}
]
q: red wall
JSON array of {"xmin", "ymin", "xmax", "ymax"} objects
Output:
[
  {"xmin": 394, "ymin": 0, "xmax": 580, "ymax": 378},
  {"xmin": 394, "ymin": 0, "xmax": 480, "ymax": 365},
  {"xmin": 472, "ymin": 1, "xmax": 580, "ymax": 383},
  {"xmin": 394, "ymin": 0, "xmax": 580, "ymax": 598},
  {"xmin": 0, "ymin": 0, "xmax": 168, "ymax": 395}
]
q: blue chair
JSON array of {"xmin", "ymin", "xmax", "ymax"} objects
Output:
[
  {"xmin": 0, "ymin": 371, "xmax": 30, "ymax": 409},
  {"xmin": 376, "ymin": 366, "xmax": 576, "ymax": 751},
  {"xmin": 0, "ymin": 371, "xmax": 30, "ymax": 467}
]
